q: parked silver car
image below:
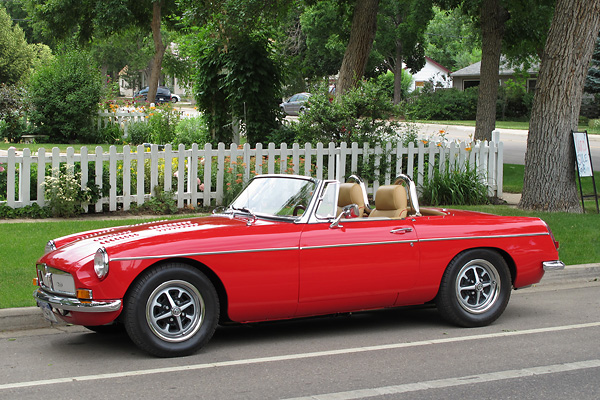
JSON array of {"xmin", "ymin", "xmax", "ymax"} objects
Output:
[{"xmin": 280, "ymin": 92, "xmax": 311, "ymax": 116}]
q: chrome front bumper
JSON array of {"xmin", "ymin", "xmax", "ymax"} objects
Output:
[
  {"xmin": 543, "ymin": 260, "xmax": 566, "ymax": 271},
  {"xmin": 34, "ymin": 288, "xmax": 122, "ymax": 313}
]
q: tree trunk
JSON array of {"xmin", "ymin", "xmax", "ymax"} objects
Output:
[
  {"xmin": 520, "ymin": 0, "xmax": 600, "ymax": 212},
  {"xmin": 147, "ymin": 0, "xmax": 166, "ymax": 104},
  {"xmin": 393, "ymin": 39, "xmax": 403, "ymax": 104},
  {"xmin": 337, "ymin": 0, "xmax": 379, "ymax": 96},
  {"xmin": 474, "ymin": 0, "xmax": 509, "ymax": 141}
]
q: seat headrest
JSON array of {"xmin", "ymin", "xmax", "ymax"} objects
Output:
[
  {"xmin": 338, "ymin": 183, "xmax": 365, "ymax": 207},
  {"xmin": 374, "ymin": 185, "xmax": 407, "ymax": 210}
]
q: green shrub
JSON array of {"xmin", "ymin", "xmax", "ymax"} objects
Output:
[
  {"xmin": 0, "ymin": 84, "xmax": 29, "ymax": 143},
  {"xmin": 288, "ymin": 80, "xmax": 403, "ymax": 146},
  {"xmin": 27, "ymin": 49, "xmax": 103, "ymax": 143},
  {"xmin": 374, "ymin": 70, "xmax": 413, "ymax": 100},
  {"xmin": 127, "ymin": 121, "xmax": 152, "ymax": 145},
  {"xmin": 419, "ymin": 164, "xmax": 489, "ymax": 206},
  {"xmin": 404, "ymin": 87, "xmax": 479, "ymax": 120},
  {"xmin": 0, "ymin": 203, "xmax": 51, "ymax": 219},
  {"xmin": 148, "ymin": 106, "xmax": 180, "ymax": 145},
  {"xmin": 173, "ymin": 116, "xmax": 210, "ymax": 147},
  {"xmin": 130, "ymin": 186, "xmax": 178, "ymax": 214}
]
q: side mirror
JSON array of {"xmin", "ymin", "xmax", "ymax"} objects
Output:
[{"xmin": 330, "ymin": 204, "xmax": 359, "ymax": 229}]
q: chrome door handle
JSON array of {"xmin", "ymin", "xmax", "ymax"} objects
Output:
[{"xmin": 390, "ymin": 227, "xmax": 413, "ymax": 234}]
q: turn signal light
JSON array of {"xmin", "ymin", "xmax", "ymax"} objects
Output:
[{"xmin": 77, "ymin": 289, "xmax": 93, "ymax": 301}]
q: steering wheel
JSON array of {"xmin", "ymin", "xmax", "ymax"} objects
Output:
[{"xmin": 292, "ymin": 205, "xmax": 306, "ymax": 216}]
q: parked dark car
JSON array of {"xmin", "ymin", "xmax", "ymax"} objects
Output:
[
  {"xmin": 134, "ymin": 86, "xmax": 172, "ymax": 103},
  {"xmin": 280, "ymin": 92, "xmax": 311, "ymax": 116}
]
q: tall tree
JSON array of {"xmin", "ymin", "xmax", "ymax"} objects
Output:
[
  {"xmin": 520, "ymin": 0, "xmax": 600, "ymax": 212},
  {"xmin": 438, "ymin": 0, "xmax": 554, "ymax": 141},
  {"xmin": 336, "ymin": 0, "xmax": 379, "ymax": 95},
  {"xmin": 473, "ymin": 0, "xmax": 509, "ymax": 140},
  {"xmin": 376, "ymin": 0, "xmax": 434, "ymax": 103},
  {"xmin": 25, "ymin": 0, "xmax": 178, "ymax": 103},
  {"xmin": 0, "ymin": 6, "xmax": 35, "ymax": 85}
]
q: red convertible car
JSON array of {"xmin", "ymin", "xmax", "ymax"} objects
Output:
[{"xmin": 34, "ymin": 174, "xmax": 564, "ymax": 357}]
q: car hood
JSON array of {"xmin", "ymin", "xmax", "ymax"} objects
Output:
[{"xmin": 40, "ymin": 215, "xmax": 266, "ymax": 270}]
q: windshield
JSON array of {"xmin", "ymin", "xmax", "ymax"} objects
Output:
[{"xmin": 229, "ymin": 176, "xmax": 317, "ymax": 218}]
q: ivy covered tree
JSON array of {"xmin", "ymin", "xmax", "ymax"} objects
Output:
[{"xmin": 179, "ymin": 0, "xmax": 289, "ymax": 145}]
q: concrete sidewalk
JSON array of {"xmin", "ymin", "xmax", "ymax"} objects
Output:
[{"xmin": 1, "ymin": 264, "xmax": 598, "ymax": 334}]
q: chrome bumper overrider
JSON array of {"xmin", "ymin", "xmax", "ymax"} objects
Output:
[
  {"xmin": 543, "ymin": 260, "xmax": 566, "ymax": 271},
  {"xmin": 34, "ymin": 288, "xmax": 122, "ymax": 313}
]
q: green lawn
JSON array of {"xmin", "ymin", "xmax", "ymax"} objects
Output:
[{"xmin": 0, "ymin": 217, "xmax": 181, "ymax": 309}]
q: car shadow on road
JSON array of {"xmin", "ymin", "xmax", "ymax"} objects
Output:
[{"xmin": 211, "ymin": 305, "xmax": 448, "ymax": 347}]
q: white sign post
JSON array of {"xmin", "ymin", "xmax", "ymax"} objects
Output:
[{"xmin": 572, "ymin": 131, "xmax": 598, "ymax": 213}]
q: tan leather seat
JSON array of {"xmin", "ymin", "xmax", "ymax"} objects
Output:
[
  {"xmin": 337, "ymin": 183, "xmax": 365, "ymax": 217},
  {"xmin": 369, "ymin": 185, "xmax": 408, "ymax": 219}
]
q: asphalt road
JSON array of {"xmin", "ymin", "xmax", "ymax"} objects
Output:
[
  {"xmin": 1, "ymin": 269, "xmax": 599, "ymax": 400},
  {"xmin": 416, "ymin": 123, "xmax": 600, "ymax": 170}
]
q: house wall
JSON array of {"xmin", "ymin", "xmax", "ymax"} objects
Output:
[
  {"xmin": 405, "ymin": 60, "xmax": 451, "ymax": 92},
  {"xmin": 452, "ymin": 74, "xmax": 538, "ymax": 92}
]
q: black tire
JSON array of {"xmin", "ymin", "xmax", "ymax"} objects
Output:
[
  {"xmin": 436, "ymin": 249, "xmax": 511, "ymax": 327},
  {"xmin": 124, "ymin": 263, "xmax": 219, "ymax": 357}
]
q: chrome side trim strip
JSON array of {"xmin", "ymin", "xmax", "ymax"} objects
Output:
[
  {"xmin": 111, "ymin": 246, "xmax": 299, "ymax": 261},
  {"xmin": 301, "ymin": 240, "xmax": 414, "ymax": 250},
  {"xmin": 34, "ymin": 288, "xmax": 122, "ymax": 313},
  {"xmin": 419, "ymin": 232, "xmax": 549, "ymax": 242},
  {"xmin": 110, "ymin": 232, "xmax": 550, "ymax": 261}
]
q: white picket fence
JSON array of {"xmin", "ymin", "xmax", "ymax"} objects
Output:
[
  {"xmin": 97, "ymin": 111, "xmax": 150, "ymax": 137},
  {"xmin": 0, "ymin": 132, "xmax": 503, "ymax": 212}
]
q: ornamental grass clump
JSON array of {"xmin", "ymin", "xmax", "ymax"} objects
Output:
[
  {"xmin": 43, "ymin": 167, "xmax": 94, "ymax": 217},
  {"xmin": 420, "ymin": 164, "xmax": 489, "ymax": 206}
]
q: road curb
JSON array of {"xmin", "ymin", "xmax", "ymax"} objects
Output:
[{"xmin": 2, "ymin": 264, "xmax": 599, "ymax": 334}]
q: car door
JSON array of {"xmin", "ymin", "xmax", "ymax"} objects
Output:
[
  {"xmin": 296, "ymin": 218, "xmax": 420, "ymax": 317},
  {"xmin": 286, "ymin": 94, "xmax": 300, "ymax": 114}
]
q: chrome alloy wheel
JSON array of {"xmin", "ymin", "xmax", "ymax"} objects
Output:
[
  {"xmin": 455, "ymin": 259, "xmax": 500, "ymax": 314},
  {"xmin": 146, "ymin": 280, "xmax": 205, "ymax": 343}
]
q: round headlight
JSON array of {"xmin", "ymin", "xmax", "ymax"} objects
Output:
[
  {"xmin": 44, "ymin": 240, "xmax": 56, "ymax": 255},
  {"xmin": 94, "ymin": 247, "xmax": 109, "ymax": 280}
]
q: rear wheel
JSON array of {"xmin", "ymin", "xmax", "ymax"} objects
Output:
[
  {"xmin": 124, "ymin": 263, "xmax": 219, "ymax": 357},
  {"xmin": 436, "ymin": 249, "xmax": 511, "ymax": 327}
]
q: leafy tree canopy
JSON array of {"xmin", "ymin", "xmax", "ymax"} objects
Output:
[
  {"xmin": 424, "ymin": 6, "xmax": 481, "ymax": 71},
  {"xmin": 0, "ymin": 5, "xmax": 35, "ymax": 85}
]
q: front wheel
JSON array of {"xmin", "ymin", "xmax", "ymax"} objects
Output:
[
  {"xmin": 124, "ymin": 263, "xmax": 219, "ymax": 357},
  {"xmin": 436, "ymin": 249, "xmax": 511, "ymax": 327}
]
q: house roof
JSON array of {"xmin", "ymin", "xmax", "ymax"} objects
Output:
[
  {"xmin": 425, "ymin": 57, "xmax": 451, "ymax": 73},
  {"xmin": 451, "ymin": 58, "xmax": 539, "ymax": 77}
]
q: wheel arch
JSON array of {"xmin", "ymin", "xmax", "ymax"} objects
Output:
[
  {"xmin": 122, "ymin": 257, "xmax": 231, "ymax": 324},
  {"xmin": 442, "ymin": 246, "xmax": 517, "ymax": 287}
]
